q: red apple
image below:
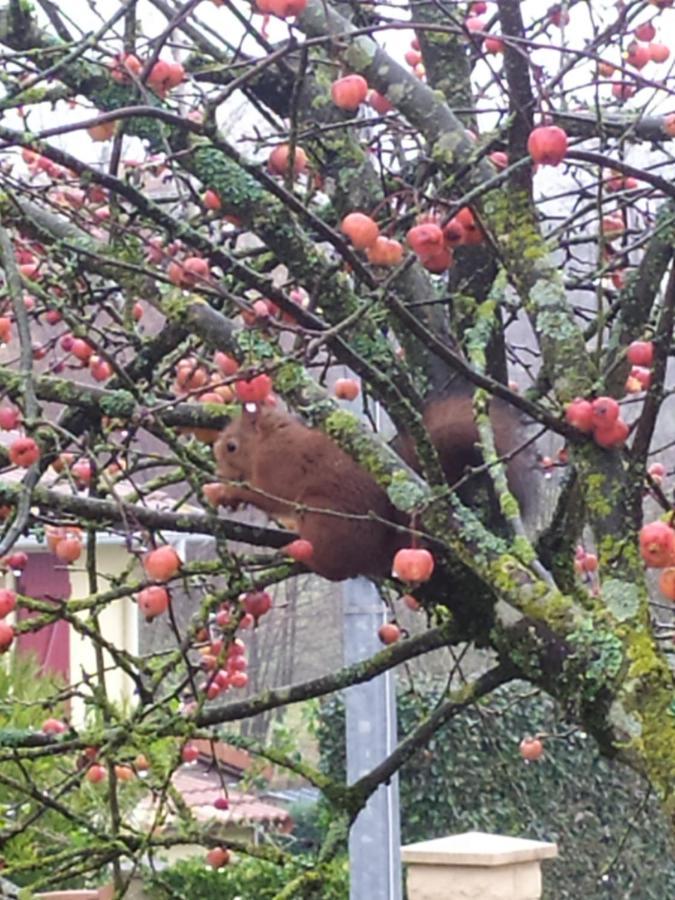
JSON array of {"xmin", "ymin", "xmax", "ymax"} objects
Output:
[
  {"xmin": 90, "ymin": 356, "xmax": 112, "ymax": 382},
  {"xmin": 392, "ymin": 548, "xmax": 435, "ymax": 582},
  {"xmin": 229, "ymin": 670, "xmax": 248, "ymax": 688},
  {"xmin": 368, "ymin": 90, "xmax": 393, "ymax": 114},
  {"xmin": 658, "ymin": 567, "xmax": 675, "ymax": 600},
  {"xmin": 366, "ymin": 236, "xmax": 404, "ymax": 267},
  {"xmin": 268, "ymin": 144, "xmax": 308, "ymax": 177},
  {"xmin": 85, "ymin": 764, "xmax": 107, "ymax": 784},
  {"xmin": 144, "ymin": 546, "xmax": 181, "ymax": 581},
  {"xmin": 627, "ymin": 41, "xmax": 651, "ymax": 70},
  {"xmin": 214, "ymin": 351, "xmax": 239, "ymax": 376},
  {"xmin": 235, "ymin": 373, "xmax": 273, "ymax": 404},
  {"xmin": 54, "ymin": 538, "xmax": 83, "ymax": 563},
  {"xmin": 378, "ymin": 622, "xmax": 401, "ymax": 645},
  {"xmin": 340, "ymin": 212, "xmax": 379, "ymax": 250},
  {"xmin": 635, "ymin": 22, "xmax": 656, "ymax": 42},
  {"xmin": 420, "ymin": 245, "xmax": 453, "ymax": 273},
  {"xmin": 181, "ymin": 743, "xmax": 200, "ymax": 764},
  {"xmin": 282, "ymin": 538, "xmax": 314, "ymax": 563},
  {"xmin": 87, "ymin": 120, "xmax": 116, "ymax": 142},
  {"xmin": 627, "ymin": 340, "xmax": 654, "ymax": 367},
  {"xmin": 402, "ymin": 593, "xmax": 421, "ymax": 612},
  {"xmin": 485, "ymin": 36, "xmax": 505, "ymax": 54},
  {"xmin": 206, "ymin": 846, "xmax": 230, "ymax": 868},
  {"xmin": 639, "ymin": 520, "xmax": 675, "ymax": 567},
  {"xmin": 0, "ymin": 407, "xmax": 20, "ymax": 430},
  {"xmin": 648, "ymin": 462, "xmax": 666, "ymax": 482},
  {"xmin": 5, "ymin": 552, "xmax": 27, "ymax": 571},
  {"xmin": 527, "ymin": 125, "xmax": 568, "ymax": 166},
  {"xmin": 590, "ymin": 396, "xmax": 620, "ymax": 428},
  {"xmin": 593, "ymin": 418, "xmax": 629, "ymax": 449},
  {"xmin": 138, "ymin": 586, "xmax": 170, "ymax": 621},
  {"xmin": 242, "ymin": 590, "xmax": 272, "ymax": 622},
  {"xmin": 42, "ymin": 717, "xmax": 67, "ymax": 734},
  {"xmin": 9, "ymin": 436, "xmax": 39, "ymax": 468},
  {"xmin": 564, "ymin": 398, "xmax": 594, "ymax": 433},
  {"xmin": 0, "ymin": 589, "xmax": 17, "ymax": 618},
  {"xmin": 334, "ymin": 378, "xmax": 360, "ymax": 401},
  {"xmin": 267, "ymin": 0, "xmax": 306, "ymax": 16},
  {"xmin": 407, "ymin": 222, "xmax": 444, "ymax": 256},
  {"xmin": 649, "ymin": 42, "xmax": 670, "ymax": 63},
  {"xmin": 519, "ymin": 736, "xmax": 544, "ymax": 761},
  {"xmin": 331, "ymin": 75, "xmax": 369, "ymax": 111}
]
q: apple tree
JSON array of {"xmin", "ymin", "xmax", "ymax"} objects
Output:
[{"xmin": 0, "ymin": 0, "xmax": 673, "ymax": 894}]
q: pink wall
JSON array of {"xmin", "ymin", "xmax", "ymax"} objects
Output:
[{"xmin": 16, "ymin": 552, "xmax": 71, "ymax": 678}]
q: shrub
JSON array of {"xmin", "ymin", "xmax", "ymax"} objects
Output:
[
  {"xmin": 317, "ymin": 679, "xmax": 675, "ymax": 899},
  {"xmin": 144, "ymin": 854, "xmax": 348, "ymax": 900}
]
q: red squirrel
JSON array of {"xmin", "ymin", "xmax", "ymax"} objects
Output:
[
  {"xmin": 214, "ymin": 406, "xmax": 406, "ymax": 581},
  {"xmin": 214, "ymin": 397, "xmax": 531, "ymax": 582},
  {"xmin": 394, "ymin": 393, "xmax": 532, "ymax": 520}
]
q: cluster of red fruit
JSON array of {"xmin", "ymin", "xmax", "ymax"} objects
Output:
[
  {"xmin": 340, "ymin": 212, "xmax": 403, "ymax": 268},
  {"xmin": 598, "ymin": 8, "xmax": 671, "ymax": 100},
  {"xmin": 564, "ymin": 396, "xmax": 628, "ymax": 449},
  {"xmin": 639, "ymin": 520, "xmax": 675, "ymax": 601},
  {"xmin": 108, "ymin": 53, "xmax": 185, "ymax": 97},
  {"xmin": 563, "ymin": 341, "xmax": 656, "ymax": 447},
  {"xmin": 78, "ymin": 747, "xmax": 141, "ymax": 786},
  {"xmin": 403, "ymin": 36, "xmax": 426, "ymax": 78},
  {"xmin": 167, "ymin": 255, "xmax": 211, "ymax": 288},
  {"xmin": 339, "ymin": 206, "xmax": 484, "ymax": 274},
  {"xmin": 136, "ymin": 545, "xmax": 182, "ymax": 620},
  {"xmin": 60, "ymin": 334, "xmax": 113, "ymax": 382},
  {"xmin": 170, "ymin": 351, "xmax": 277, "ymax": 445},
  {"xmin": 199, "ymin": 633, "xmax": 250, "ymax": 699},
  {"xmin": 406, "ymin": 209, "xmax": 483, "ymax": 274},
  {"xmin": 624, "ymin": 340, "xmax": 654, "ymax": 394},
  {"xmin": 574, "ymin": 545, "xmax": 598, "ymax": 575},
  {"xmin": 46, "ymin": 525, "xmax": 84, "ymax": 564}
]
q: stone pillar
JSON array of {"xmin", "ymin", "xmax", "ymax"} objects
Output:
[
  {"xmin": 401, "ymin": 831, "xmax": 558, "ymax": 900},
  {"xmin": 343, "ymin": 577, "xmax": 402, "ymax": 900}
]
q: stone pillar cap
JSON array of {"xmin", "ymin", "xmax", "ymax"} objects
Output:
[{"xmin": 401, "ymin": 831, "xmax": 558, "ymax": 867}]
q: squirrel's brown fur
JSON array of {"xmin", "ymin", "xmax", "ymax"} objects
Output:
[
  {"xmin": 394, "ymin": 394, "xmax": 532, "ymax": 519},
  {"xmin": 214, "ymin": 397, "xmax": 532, "ymax": 581},
  {"xmin": 214, "ymin": 407, "xmax": 406, "ymax": 581}
]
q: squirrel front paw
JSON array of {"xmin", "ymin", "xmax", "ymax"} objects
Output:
[{"xmin": 202, "ymin": 482, "xmax": 243, "ymax": 509}]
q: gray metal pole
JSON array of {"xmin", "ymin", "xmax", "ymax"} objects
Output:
[{"xmin": 343, "ymin": 577, "xmax": 402, "ymax": 900}]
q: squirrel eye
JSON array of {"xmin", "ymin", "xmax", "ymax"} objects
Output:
[{"xmin": 226, "ymin": 439, "xmax": 238, "ymax": 453}]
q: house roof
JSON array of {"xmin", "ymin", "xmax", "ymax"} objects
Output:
[
  {"xmin": 190, "ymin": 738, "xmax": 259, "ymax": 776},
  {"xmin": 132, "ymin": 763, "xmax": 292, "ymax": 834},
  {"xmin": 173, "ymin": 767, "xmax": 292, "ymax": 830}
]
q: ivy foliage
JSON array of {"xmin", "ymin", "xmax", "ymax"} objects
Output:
[{"xmin": 316, "ymin": 679, "xmax": 675, "ymax": 900}]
